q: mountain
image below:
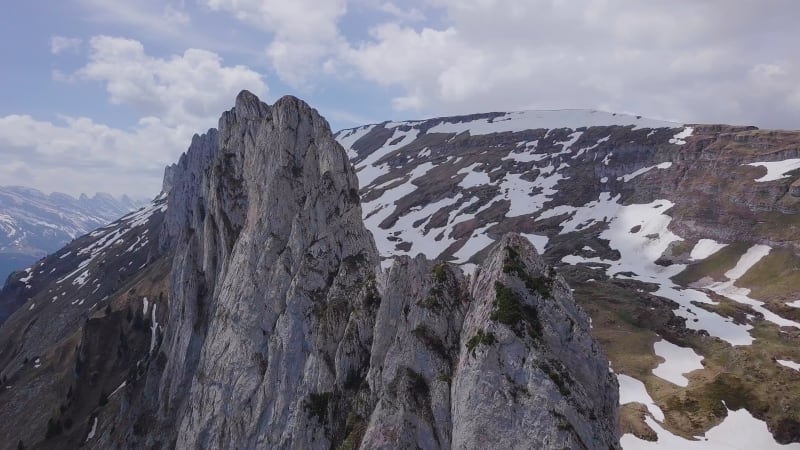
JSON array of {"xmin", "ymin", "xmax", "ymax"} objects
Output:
[
  {"xmin": 334, "ymin": 112, "xmax": 800, "ymax": 447},
  {"xmin": 0, "ymin": 92, "xmax": 618, "ymax": 449},
  {"xmin": 0, "ymin": 187, "xmax": 144, "ymax": 288}
]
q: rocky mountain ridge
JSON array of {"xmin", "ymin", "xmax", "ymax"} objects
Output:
[
  {"xmin": 0, "ymin": 92, "xmax": 618, "ymax": 450},
  {"xmin": 0, "ymin": 186, "xmax": 144, "ymax": 295}
]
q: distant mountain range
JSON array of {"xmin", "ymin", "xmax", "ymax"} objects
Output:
[{"xmin": 0, "ymin": 186, "xmax": 145, "ymax": 282}]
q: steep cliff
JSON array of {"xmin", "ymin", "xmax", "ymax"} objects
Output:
[{"xmin": 0, "ymin": 92, "xmax": 618, "ymax": 450}]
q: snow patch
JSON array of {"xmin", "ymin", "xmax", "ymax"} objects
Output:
[
  {"xmin": 619, "ymin": 162, "xmax": 673, "ymax": 182},
  {"xmin": 336, "ymin": 125, "xmax": 376, "ymax": 159},
  {"xmin": 149, "ymin": 303, "xmax": 159, "ymax": 355},
  {"xmin": 618, "ymin": 374, "xmax": 665, "ymax": 421},
  {"xmin": 73, "ymin": 270, "xmax": 90, "ymax": 287},
  {"xmin": 427, "ymin": 110, "xmax": 680, "ymax": 136},
  {"xmin": 452, "ymin": 223, "xmax": 495, "ymax": 263},
  {"xmin": 86, "ymin": 416, "xmax": 98, "ymax": 441},
  {"xmin": 110, "ymin": 380, "xmax": 127, "ymax": 397},
  {"xmin": 621, "ymin": 408, "xmax": 800, "ymax": 449},
  {"xmin": 520, "ymin": 233, "xmax": 548, "ymax": 254},
  {"xmin": 745, "ymin": 159, "xmax": 800, "ymax": 182},
  {"xmin": 652, "ymin": 340, "xmax": 704, "ymax": 387},
  {"xmin": 458, "ymin": 163, "xmax": 492, "ymax": 187},
  {"xmin": 690, "ymin": 239, "xmax": 727, "ymax": 261},
  {"xmin": 19, "ymin": 268, "xmax": 33, "ymax": 284},
  {"xmin": 777, "ymin": 360, "xmax": 800, "ymax": 372},
  {"xmin": 698, "ymin": 245, "xmax": 800, "ymax": 330},
  {"xmin": 668, "ymin": 126, "xmax": 694, "ymax": 145},
  {"xmin": 555, "ymin": 194, "xmax": 755, "ymax": 346}
]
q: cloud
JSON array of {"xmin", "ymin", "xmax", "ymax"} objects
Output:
[
  {"xmin": 0, "ymin": 114, "xmax": 188, "ymax": 197},
  {"xmin": 378, "ymin": 3, "xmax": 425, "ymax": 22},
  {"xmin": 78, "ymin": 0, "xmax": 193, "ymax": 36},
  {"xmin": 76, "ymin": 36, "xmax": 267, "ymax": 128},
  {"xmin": 341, "ymin": 0, "xmax": 800, "ymax": 129},
  {"xmin": 50, "ymin": 36, "xmax": 82, "ymax": 55},
  {"xmin": 204, "ymin": 0, "xmax": 347, "ymax": 88},
  {"xmin": 0, "ymin": 36, "xmax": 269, "ymax": 197}
]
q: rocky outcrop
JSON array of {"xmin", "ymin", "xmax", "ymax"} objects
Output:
[{"xmin": 358, "ymin": 234, "xmax": 619, "ymax": 450}]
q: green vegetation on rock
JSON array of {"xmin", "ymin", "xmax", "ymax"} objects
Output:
[
  {"xmin": 502, "ymin": 246, "xmax": 554, "ymax": 297},
  {"xmin": 539, "ymin": 360, "xmax": 573, "ymax": 396},
  {"xmin": 466, "ymin": 329, "xmax": 497, "ymax": 355},
  {"xmin": 491, "ymin": 281, "xmax": 542, "ymax": 339}
]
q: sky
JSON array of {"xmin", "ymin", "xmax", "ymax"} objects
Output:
[{"xmin": 1, "ymin": 0, "xmax": 799, "ymax": 198}]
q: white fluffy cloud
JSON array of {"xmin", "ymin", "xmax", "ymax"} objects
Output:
[
  {"xmin": 206, "ymin": 0, "xmax": 347, "ymax": 87},
  {"xmin": 8, "ymin": 0, "xmax": 800, "ymax": 198},
  {"xmin": 342, "ymin": 0, "xmax": 800, "ymax": 128},
  {"xmin": 201, "ymin": 0, "xmax": 800, "ymax": 127},
  {"xmin": 79, "ymin": 0, "xmax": 192, "ymax": 37},
  {"xmin": 0, "ymin": 114, "xmax": 187, "ymax": 196},
  {"xmin": 0, "ymin": 37, "xmax": 268, "ymax": 196},
  {"xmin": 78, "ymin": 36, "xmax": 267, "ymax": 128}
]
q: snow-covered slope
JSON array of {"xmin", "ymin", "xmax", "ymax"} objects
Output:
[
  {"xmin": 336, "ymin": 110, "xmax": 690, "ymax": 267},
  {"xmin": 0, "ymin": 186, "xmax": 144, "ymax": 282},
  {"xmin": 0, "ymin": 195, "xmax": 165, "ymax": 324},
  {"xmin": 336, "ymin": 113, "xmax": 800, "ymax": 448}
]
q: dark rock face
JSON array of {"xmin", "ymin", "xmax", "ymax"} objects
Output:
[{"xmin": 0, "ymin": 93, "xmax": 618, "ymax": 450}]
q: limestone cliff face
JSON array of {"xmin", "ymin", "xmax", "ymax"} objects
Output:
[
  {"xmin": 0, "ymin": 92, "xmax": 618, "ymax": 450},
  {"xmin": 153, "ymin": 91, "xmax": 380, "ymax": 449}
]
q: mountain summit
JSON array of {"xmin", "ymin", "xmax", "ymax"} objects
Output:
[{"xmin": 0, "ymin": 92, "xmax": 618, "ymax": 449}]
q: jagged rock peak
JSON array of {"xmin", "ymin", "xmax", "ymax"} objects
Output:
[
  {"xmin": 232, "ymin": 89, "xmax": 271, "ymax": 120},
  {"xmin": 452, "ymin": 233, "xmax": 620, "ymax": 449},
  {"xmin": 152, "ymin": 90, "xmax": 380, "ymax": 448}
]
